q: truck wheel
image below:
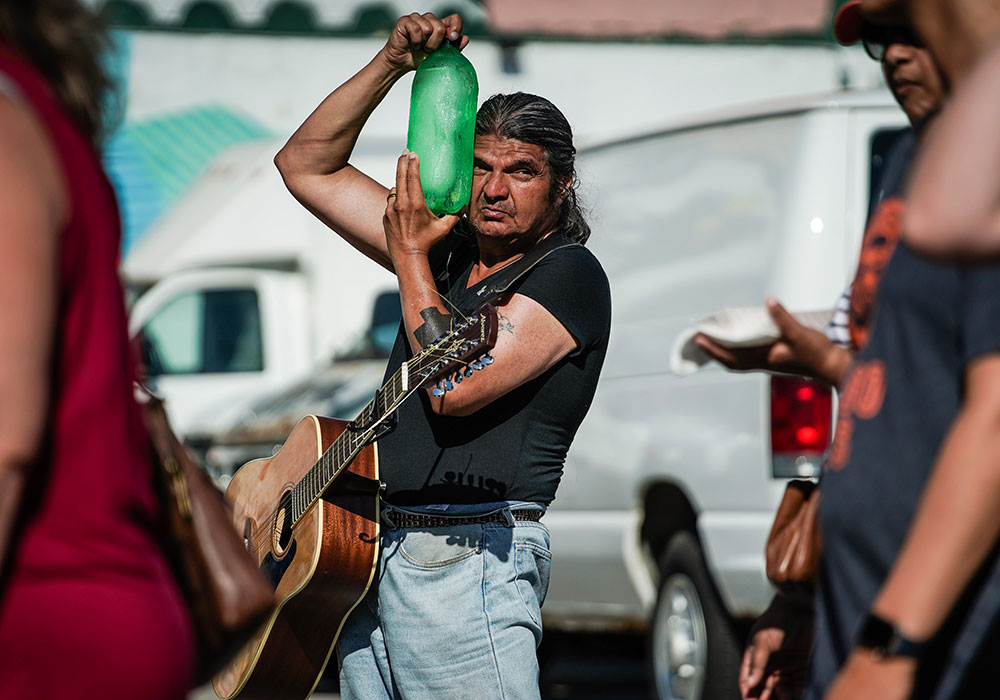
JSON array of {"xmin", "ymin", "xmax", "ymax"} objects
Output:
[{"xmin": 649, "ymin": 532, "xmax": 740, "ymax": 700}]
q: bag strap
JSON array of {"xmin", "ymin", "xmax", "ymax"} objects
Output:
[
  {"xmin": 0, "ymin": 75, "xmax": 22, "ymax": 105},
  {"xmin": 0, "ymin": 64, "xmax": 25, "ymax": 106},
  {"xmin": 467, "ymin": 233, "xmax": 580, "ymax": 306}
]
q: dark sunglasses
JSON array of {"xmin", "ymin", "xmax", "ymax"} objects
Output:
[{"xmin": 862, "ymin": 25, "xmax": 924, "ymax": 62}]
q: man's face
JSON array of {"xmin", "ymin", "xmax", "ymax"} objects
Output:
[
  {"xmin": 468, "ymin": 135, "xmax": 562, "ymax": 244},
  {"xmin": 881, "ymin": 40, "xmax": 946, "ymax": 124}
]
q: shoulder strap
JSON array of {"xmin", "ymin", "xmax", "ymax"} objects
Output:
[{"xmin": 474, "ymin": 234, "xmax": 580, "ymax": 305}]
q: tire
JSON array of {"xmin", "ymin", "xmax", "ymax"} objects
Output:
[{"xmin": 648, "ymin": 532, "xmax": 741, "ymax": 700}]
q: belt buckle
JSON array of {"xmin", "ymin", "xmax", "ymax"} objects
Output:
[
  {"xmin": 381, "ymin": 508, "xmax": 397, "ymax": 529},
  {"xmin": 501, "ymin": 509, "xmax": 516, "ymax": 527}
]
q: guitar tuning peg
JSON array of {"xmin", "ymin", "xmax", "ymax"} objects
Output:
[
  {"xmin": 480, "ymin": 353, "xmax": 494, "ymax": 365},
  {"xmin": 453, "ymin": 371, "xmax": 464, "ymax": 384},
  {"xmin": 470, "ymin": 360, "xmax": 483, "ymax": 371},
  {"xmin": 442, "ymin": 379, "xmax": 454, "ymax": 391},
  {"xmin": 432, "ymin": 382, "xmax": 446, "ymax": 397},
  {"xmin": 463, "ymin": 365, "xmax": 474, "ymax": 378}
]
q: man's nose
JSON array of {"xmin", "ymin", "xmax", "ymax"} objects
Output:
[
  {"xmin": 483, "ymin": 172, "xmax": 509, "ymax": 200},
  {"xmin": 883, "ymin": 40, "xmax": 913, "ymax": 66}
]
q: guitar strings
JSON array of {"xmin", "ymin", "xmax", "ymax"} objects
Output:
[
  {"xmin": 244, "ymin": 392, "xmax": 391, "ymax": 553},
  {"xmin": 243, "ymin": 262, "xmax": 487, "ymax": 552},
  {"xmin": 244, "ymin": 338, "xmax": 475, "ymax": 554},
  {"xmin": 244, "ymin": 349, "xmax": 464, "ymax": 555},
  {"xmin": 244, "ymin": 298, "xmax": 488, "ymax": 556},
  {"xmin": 436, "ymin": 290, "xmax": 470, "ymax": 326},
  {"xmin": 244, "ymin": 346, "xmax": 429, "ymax": 553},
  {"xmin": 246, "ymin": 417, "xmax": 383, "ymax": 554},
  {"xmin": 245, "ymin": 400, "xmax": 396, "ymax": 555}
]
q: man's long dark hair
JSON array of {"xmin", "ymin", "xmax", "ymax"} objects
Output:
[
  {"xmin": 0, "ymin": 0, "xmax": 113, "ymax": 148},
  {"xmin": 475, "ymin": 92, "xmax": 591, "ymax": 245}
]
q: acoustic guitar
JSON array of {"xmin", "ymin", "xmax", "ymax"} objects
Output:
[{"xmin": 213, "ymin": 305, "xmax": 498, "ymax": 699}]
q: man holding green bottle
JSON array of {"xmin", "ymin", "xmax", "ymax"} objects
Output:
[{"xmin": 275, "ymin": 11, "xmax": 611, "ymax": 700}]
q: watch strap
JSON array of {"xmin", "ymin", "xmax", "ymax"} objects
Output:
[{"xmin": 856, "ymin": 612, "xmax": 928, "ymax": 660}]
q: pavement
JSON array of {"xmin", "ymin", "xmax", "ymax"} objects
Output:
[
  {"xmin": 188, "ymin": 631, "xmax": 652, "ymax": 699},
  {"xmin": 189, "ymin": 685, "xmax": 339, "ymax": 700}
]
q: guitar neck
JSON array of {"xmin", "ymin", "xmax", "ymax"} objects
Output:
[
  {"xmin": 286, "ymin": 305, "xmax": 498, "ymax": 526},
  {"xmin": 287, "ymin": 368, "xmax": 406, "ymax": 525}
]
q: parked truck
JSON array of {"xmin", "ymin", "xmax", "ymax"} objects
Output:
[{"xmin": 124, "ymin": 139, "xmax": 399, "ymax": 438}]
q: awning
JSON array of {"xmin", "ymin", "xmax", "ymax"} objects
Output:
[{"xmin": 103, "ymin": 105, "xmax": 271, "ymax": 255}]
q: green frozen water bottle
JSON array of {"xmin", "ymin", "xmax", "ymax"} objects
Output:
[{"xmin": 406, "ymin": 43, "xmax": 478, "ymax": 216}]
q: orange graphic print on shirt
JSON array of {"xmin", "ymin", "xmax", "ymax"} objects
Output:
[
  {"xmin": 827, "ymin": 359, "xmax": 887, "ymax": 471},
  {"xmin": 849, "ymin": 197, "xmax": 905, "ymax": 351}
]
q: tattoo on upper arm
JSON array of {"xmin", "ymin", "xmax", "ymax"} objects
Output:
[
  {"xmin": 497, "ymin": 311, "xmax": 514, "ymax": 335},
  {"xmin": 414, "ymin": 307, "xmax": 453, "ymax": 347}
]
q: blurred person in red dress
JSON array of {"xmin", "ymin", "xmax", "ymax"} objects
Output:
[{"xmin": 0, "ymin": 1, "xmax": 194, "ymax": 697}]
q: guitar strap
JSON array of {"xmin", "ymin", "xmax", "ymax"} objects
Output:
[
  {"xmin": 396, "ymin": 232, "xmax": 580, "ymax": 405},
  {"xmin": 471, "ymin": 232, "xmax": 581, "ymax": 307}
]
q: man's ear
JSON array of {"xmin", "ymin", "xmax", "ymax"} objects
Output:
[{"xmin": 557, "ymin": 177, "xmax": 572, "ymax": 206}]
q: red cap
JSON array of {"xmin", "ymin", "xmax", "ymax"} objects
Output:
[{"xmin": 833, "ymin": 1, "xmax": 864, "ymax": 46}]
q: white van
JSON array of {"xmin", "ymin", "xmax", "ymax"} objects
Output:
[
  {"xmin": 542, "ymin": 89, "xmax": 907, "ymax": 700},
  {"xmin": 124, "ymin": 140, "xmax": 398, "ymax": 438}
]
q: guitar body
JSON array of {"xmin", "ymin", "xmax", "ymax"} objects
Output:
[
  {"xmin": 213, "ymin": 415, "xmax": 381, "ymax": 700},
  {"xmin": 211, "ymin": 304, "xmax": 498, "ymax": 698}
]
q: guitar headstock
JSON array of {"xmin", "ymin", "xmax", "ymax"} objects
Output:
[{"xmin": 407, "ymin": 304, "xmax": 499, "ymax": 395}]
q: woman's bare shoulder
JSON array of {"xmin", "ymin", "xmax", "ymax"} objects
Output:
[{"xmin": 0, "ymin": 92, "xmax": 66, "ymax": 230}]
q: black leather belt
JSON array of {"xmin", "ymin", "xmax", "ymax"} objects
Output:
[{"xmin": 382, "ymin": 509, "xmax": 543, "ymax": 530}]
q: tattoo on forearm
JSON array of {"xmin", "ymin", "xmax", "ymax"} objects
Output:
[
  {"xmin": 497, "ymin": 311, "xmax": 514, "ymax": 335},
  {"xmin": 414, "ymin": 307, "xmax": 453, "ymax": 347}
]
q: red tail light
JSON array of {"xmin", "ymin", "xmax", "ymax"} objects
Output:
[{"xmin": 770, "ymin": 376, "xmax": 832, "ymax": 477}]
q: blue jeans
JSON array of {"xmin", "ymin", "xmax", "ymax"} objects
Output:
[{"xmin": 337, "ymin": 501, "xmax": 551, "ymax": 700}]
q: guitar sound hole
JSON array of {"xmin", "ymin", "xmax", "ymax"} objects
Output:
[{"xmin": 272, "ymin": 491, "xmax": 294, "ymax": 556}]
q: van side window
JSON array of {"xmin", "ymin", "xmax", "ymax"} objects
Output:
[{"xmin": 142, "ymin": 288, "xmax": 264, "ymax": 376}]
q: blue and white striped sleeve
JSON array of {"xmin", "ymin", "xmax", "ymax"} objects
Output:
[{"xmin": 825, "ymin": 285, "xmax": 852, "ymax": 348}]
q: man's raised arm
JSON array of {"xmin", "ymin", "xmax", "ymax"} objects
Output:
[{"xmin": 273, "ymin": 12, "xmax": 468, "ymax": 271}]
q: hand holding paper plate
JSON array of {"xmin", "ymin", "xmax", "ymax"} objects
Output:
[{"xmin": 671, "ymin": 306, "xmax": 835, "ymax": 376}]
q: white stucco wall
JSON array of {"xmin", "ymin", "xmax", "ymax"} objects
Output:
[{"xmin": 123, "ymin": 32, "xmax": 887, "ymax": 186}]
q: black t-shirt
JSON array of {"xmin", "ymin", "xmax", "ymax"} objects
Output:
[
  {"xmin": 809, "ymin": 243, "xmax": 1000, "ymax": 699},
  {"xmin": 377, "ymin": 230, "xmax": 611, "ymax": 506}
]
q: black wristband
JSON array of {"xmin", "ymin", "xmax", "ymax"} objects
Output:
[
  {"xmin": 414, "ymin": 307, "xmax": 453, "ymax": 348},
  {"xmin": 856, "ymin": 612, "xmax": 927, "ymax": 660}
]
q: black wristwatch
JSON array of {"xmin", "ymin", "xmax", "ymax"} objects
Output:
[{"xmin": 856, "ymin": 612, "xmax": 927, "ymax": 660}]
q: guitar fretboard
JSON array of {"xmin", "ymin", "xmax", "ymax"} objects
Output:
[
  {"xmin": 287, "ymin": 370, "xmax": 404, "ymax": 525},
  {"xmin": 284, "ymin": 307, "xmax": 493, "ymax": 527}
]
